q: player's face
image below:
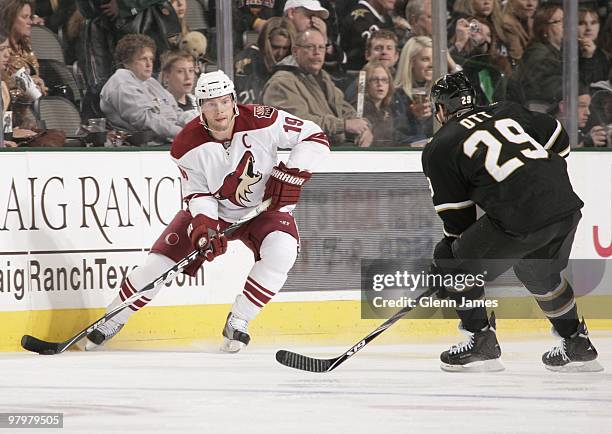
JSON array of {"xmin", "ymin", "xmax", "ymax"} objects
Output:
[
  {"xmin": 513, "ymin": 0, "xmax": 538, "ymax": 19},
  {"xmin": 293, "ymin": 31, "xmax": 326, "ymax": 74},
  {"xmin": 366, "ymin": 38, "xmax": 399, "ymax": 68},
  {"xmin": 201, "ymin": 94, "xmax": 235, "ymax": 132},
  {"xmin": 165, "ymin": 58, "xmax": 196, "ymax": 98},
  {"xmin": 270, "ymin": 34, "xmax": 291, "ymax": 62},
  {"xmin": 127, "ymin": 48, "xmax": 154, "ymax": 81},
  {"xmin": 367, "ymin": 66, "xmax": 390, "ymax": 104},
  {"xmin": 412, "ymin": 47, "xmax": 433, "ymax": 82},
  {"xmin": 472, "ymin": 0, "xmax": 493, "ymax": 17},
  {"xmin": 577, "ymin": 94, "xmax": 591, "ymax": 128},
  {"xmin": 578, "ymin": 11, "xmax": 599, "ymax": 40}
]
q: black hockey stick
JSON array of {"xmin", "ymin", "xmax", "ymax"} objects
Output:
[
  {"xmin": 21, "ymin": 199, "xmax": 271, "ymax": 355},
  {"xmin": 275, "ymin": 287, "xmax": 436, "ymax": 372}
]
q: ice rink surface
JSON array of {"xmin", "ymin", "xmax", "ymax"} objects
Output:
[{"xmin": 2, "ymin": 335, "xmax": 612, "ymax": 434}]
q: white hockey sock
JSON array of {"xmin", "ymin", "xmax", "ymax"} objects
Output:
[
  {"xmin": 232, "ymin": 231, "xmax": 298, "ymax": 321},
  {"xmin": 106, "ymin": 253, "xmax": 176, "ymax": 324}
]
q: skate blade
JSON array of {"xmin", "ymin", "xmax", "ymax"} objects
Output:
[
  {"xmin": 441, "ymin": 358, "xmax": 505, "ymax": 373},
  {"xmin": 220, "ymin": 338, "xmax": 246, "ymax": 353},
  {"xmin": 545, "ymin": 359, "xmax": 604, "ymax": 373}
]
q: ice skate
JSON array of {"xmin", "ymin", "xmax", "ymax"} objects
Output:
[
  {"xmin": 542, "ymin": 318, "xmax": 603, "ymax": 372},
  {"xmin": 84, "ymin": 318, "xmax": 125, "ymax": 351},
  {"xmin": 221, "ymin": 312, "xmax": 251, "ymax": 353},
  {"xmin": 440, "ymin": 312, "xmax": 504, "ymax": 372}
]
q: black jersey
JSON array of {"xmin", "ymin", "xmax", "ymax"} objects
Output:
[{"xmin": 422, "ymin": 101, "xmax": 583, "ymax": 237}]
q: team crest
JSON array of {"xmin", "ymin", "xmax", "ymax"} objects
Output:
[
  {"xmin": 214, "ymin": 151, "xmax": 262, "ymax": 207},
  {"xmin": 253, "ymin": 105, "xmax": 275, "ymax": 119}
]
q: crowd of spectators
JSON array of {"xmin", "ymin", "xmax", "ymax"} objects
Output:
[{"xmin": 0, "ymin": 0, "xmax": 610, "ymax": 148}]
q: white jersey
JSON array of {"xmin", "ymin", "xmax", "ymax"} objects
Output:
[{"xmin": 170, "ymin": 104, "xmax": 330, "ymax": 222}]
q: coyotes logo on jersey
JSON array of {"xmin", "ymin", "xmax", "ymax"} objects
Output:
[{"xmin": 213, "ymin": 151, "xmax": 262, "ymax": 207}]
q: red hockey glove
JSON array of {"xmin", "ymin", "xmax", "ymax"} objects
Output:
[
  {"xmin": 187, "ymin": 214, "xmax": 228, "ymax": 262},
  {"xmin": 264, "ymin": 162, "xmax": 312, "ymax": 211}
]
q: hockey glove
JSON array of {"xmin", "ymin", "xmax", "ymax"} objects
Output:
[
  {"xmin": 264, "ymin": 162, "xmax": 312, "ymax": 212},
  {"xmin": 187, "ymin": 214, "xmax": 228, "ymax": 262}
]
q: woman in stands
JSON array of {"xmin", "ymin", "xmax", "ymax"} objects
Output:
[
  {"xmin": 0, "ymin": 0, "xmax": 47, "ymax": 129},
  {"xmin": 160, "ymin": 50, "xmax": 197, "ymax": 112},
  {"xmin": 360, "ymin": 60, "xmax": 395, "ymax": 147},
  {"xmin": 392, "ymin": 36, "xmax": 433, "ymax": 147},
  {"xmin": 100, "ymin": 34, "xmax": 198, "ymax": 146},
  {"xmin": 234, "ymin": 17, "xmax": 295, "ymax": 104}
]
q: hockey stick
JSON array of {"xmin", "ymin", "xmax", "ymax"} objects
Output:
[
  {"xmin": 21, "ymin": 199, "xmax": 272, "ymax": 355},
  {"xmin": 275, "ymin": 287, "xmax": 436, "ymax": 372}
]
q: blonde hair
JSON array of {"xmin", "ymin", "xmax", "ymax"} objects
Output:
[
  {"xmin": 454, "ymin": 0, "xmax": 507, "ymax": 44},
  {"xmin": 394, "ymin": 36, "xmax": 432, "ymax": 98},
  {"xmin": 362, "ymin": 60, "xmax": 394, "ymax": 108},
  {"xmin": 159, "ymin": 50, "xmax": 195, "ymax": 86},
  {"xmin": 258, "ymin": 17, "xmax": 296, "ymax": 72}
]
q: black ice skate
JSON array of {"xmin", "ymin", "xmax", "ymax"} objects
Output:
[
  {"xmin": 221, "ymin": 312, "xmax": 251, "ymax": 353},
  {"xmin": 440, "ymin": 312, "xmax": 504, "ymax": 372},
  {"xmin": 84, "ymin": 318, "xmax": 125, "ymax": 351},
  {"xmin": 542, "ymin": 318, "xmax": 603, "ymax": 372}
]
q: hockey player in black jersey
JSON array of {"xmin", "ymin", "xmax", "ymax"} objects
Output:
[{"xmin": 422, "ymin": 72, "xmax": 602, "ymax": 373}]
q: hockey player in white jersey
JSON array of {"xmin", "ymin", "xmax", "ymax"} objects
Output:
[{"xmin": 85, "ymin": 70, "xmax": 330, "ymax": 352}]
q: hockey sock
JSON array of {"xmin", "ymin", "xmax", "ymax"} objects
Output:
[
  {"xmin": 106, "ymin": 253, "xmax": 176, "ymax": 324},
  {"xmin": 232, "ymin": 231, "xmax": 298, "ymax": 321}
]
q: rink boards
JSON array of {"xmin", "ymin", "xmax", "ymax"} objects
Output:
[{"xmin": 0, "ymin": 150, "xmax": 610, "ymax": 351}]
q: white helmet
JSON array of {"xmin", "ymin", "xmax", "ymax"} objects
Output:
[{"xmin": 195, "ymin": 70, "xmax": 239, "ymax": 129}]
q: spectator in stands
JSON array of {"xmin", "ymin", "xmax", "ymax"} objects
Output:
[
  {"xmin": 588, "ymin": 79, "xmax": 612, "ymax": 147},
  {"xmin": 553, "ymin": 84, "xmax": 607, "ymax": 148},
  {"xmin": 402, "ymin": 0, "xmax": 432, "ymax": 43},
  {"xmin": 160, "ymin": 50, "xmax": 197, "ymax": 112},
  {"xmin": 341, "ymin": 0, "xmax": 397, "ymax": 71},
  {"xmin": 502, "ymin": 0, "xmax": 537, "ymax": 66},
  {"xmin": 392, "ymin": 35, "xmax": 432, "ymax": 146},
  {"xmin": 345, "ymin": 29, "xmax": 399, "ymax": 103},
  {"xmin": 0, "ymin": 29, "xmax": 38, "ymax": 147},
  {"xmin": 599, "ymin": 14, "xmax": 612, "ymax": 58},
  {"xmin": 262, "ymin": 29, "xmax": 373, "ymax": 146},
  {"xmin": 171, "ymin": 0, "xmax": 189, "ymax": 35},
  {"xmin": 100, "ymin": 34, "xmax": 197, "ymax": 146},
  {"xmin": 449, "ymin": 16, "xmax": 511, "ymax": 104},
  {"xmin": 1, "ymin": 0, "xmax": 48, "ymax": 129},
  {"xmin": 234, "ymin": 17, "xmax": 296, "ymax": 104},
  {"xmin": 361, "ymin": 60, "xmax": 395, "ymax": 146},
  {"xmin": 453, "ymin": 0, "xmax": 509, "ymax": 57},
  {"xmin": 283, "ymin": 0, "xmax": 344, "ymax": 76},
  {"xmin": 578, "ymin": 7, "xmax": 610, "ymax": 88},
  {"xmin": 509, "ymin": 4, "xmax": 563, "ymax": 107},
  {"xmin": 33, "ymin": 0, "xmax": 76, "ymax": 34}
]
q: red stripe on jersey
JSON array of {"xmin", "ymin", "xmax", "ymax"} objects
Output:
[
  {"xmin": 247, "ymin": 277, "xmax": 275, "ymax": 297},
  {"xmin": 304, "ymin": 132, "xmax": 330, "ymax": 148},
  {"xmin": 171, "ymin": 116, "xmax": 217, "ymax": 160},
  {"xmin": 242, "ymin": 289, "xmax": 264, "ymax": 308}
]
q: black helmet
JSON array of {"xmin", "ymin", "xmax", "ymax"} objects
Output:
[{"xmin": 430, "ymin": 71, "xmax": 476, "ymax": 117}]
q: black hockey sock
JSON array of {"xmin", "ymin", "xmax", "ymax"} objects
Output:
[
  {"xmin": 549, "ymin": 304, "xmax": 579, "ymax": 338},
  {"xmin": 455, "ymin": 305, "xmax": 489, "ymax": 333}
]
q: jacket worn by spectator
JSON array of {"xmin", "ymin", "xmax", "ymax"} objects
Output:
[
  {"xmin": 234, "ymin": 45, "xmax": 270, "ymax": 104},
  {"xmin": 510, "ymin": 42, "xmax": 561, "ymax": 105},
  {"xmin": 580, "ymin": 48, "xmax": 610, "ymax": 87},
  {"xmin": 393, "ymin": 87, "xmax": 433, "ymax": 146},
  {"xmin": 100, "ymin": 68, "xmax": 197, "ymax": 145},
  {"xmin": 262, "ymin": 55, "xmax": 356, "ymax": 145},
  {"xmin": 340, "ymin": 0, "xmax": 394, "ymax": 71}
]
